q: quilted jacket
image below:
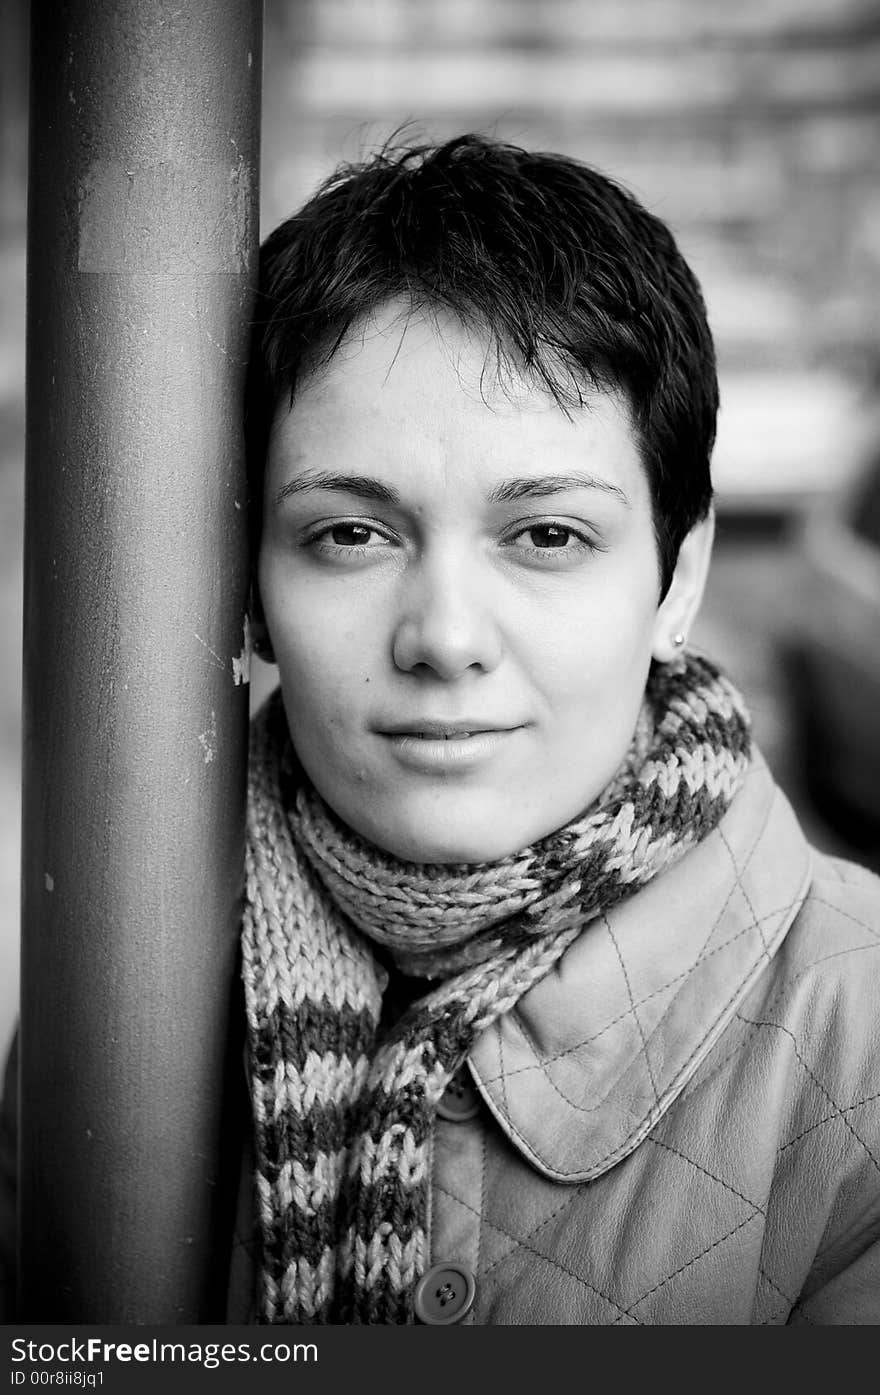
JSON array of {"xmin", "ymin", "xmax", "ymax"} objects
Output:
[{"xmin": 227, "ymin": 752, "xmax": 880, "ymax": 1324}]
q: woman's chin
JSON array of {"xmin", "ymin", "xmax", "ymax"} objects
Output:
[
  {"xmin": 324, "ymin": 781, "xmax": 598, "ymax": 865},
  {"xmin": 350, "ymin": 810, "xmax": 526, "ymax": 867}
]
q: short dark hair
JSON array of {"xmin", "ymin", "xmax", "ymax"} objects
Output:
[{"xmin": 247, "ymin": 133, "xmax": 717, "ymax": 594}]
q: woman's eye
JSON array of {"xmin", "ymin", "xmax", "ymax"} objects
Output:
[
  {"xmin": 306, "ymin": 520, "xmax": 396, "ymax": 558},
  {"xmin": 506, "ymin": 522, "xmax": 599, "ymax": 559},
  {"xmin": 524, "ymin": 524, "xmax": 574, "ymax": 549},
  {"xmin": 326, "ymin": 523, "xmax": 376, "ymax": 547}
]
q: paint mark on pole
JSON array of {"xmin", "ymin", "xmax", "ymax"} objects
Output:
[
  {"xmin": 78, "ymin": 158, "xmax": 252, "ymax": 274},
  {"xmin": 232, "ymin": 615, "xmax": 251, "ymax": 686},
  {"xmin": 198, "ymin": 710, "xmax": 217, "ymax": 764},
  {"xmin": 193, "ymin": 632, "xmax": 227, "ymax": 673},
  {"xmin": 182, "ymin": 304, "xmax": 244, "ymax": 365}
]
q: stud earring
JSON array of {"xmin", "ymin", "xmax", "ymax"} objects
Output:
[
  {"xmin": 250, "ymin": 620, "xmax": 276, "ymax": 664},
  {"xmin": 672, "ymin": 632, "xmax": 686, "ymax": 648}
]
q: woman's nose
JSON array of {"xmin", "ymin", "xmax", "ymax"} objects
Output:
[{"xmin": 391, "ymin": 557, "xmax": 502, "ymax": 680}]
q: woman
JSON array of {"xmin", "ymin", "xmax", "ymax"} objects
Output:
[{"xmin": 229, "ymin": 135, "xmax": 880, "ymax": 1325}]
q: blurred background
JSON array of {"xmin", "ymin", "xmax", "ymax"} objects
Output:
[{"xmin": 2, "ymin": 0, "xmax": 880, "ymax": 1061}]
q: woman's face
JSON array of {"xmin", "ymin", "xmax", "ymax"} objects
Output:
[{"xmin": 259, "ymin": 304, "xmax": 700, "ymax": 863}]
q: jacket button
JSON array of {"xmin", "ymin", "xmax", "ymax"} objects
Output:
[
  {"xmin": 436, "ymin": 1070, "xmax": 480, "ymax": 1121},
  {"xmin": 413, "ymin": 1263, "xmax": 476, "ymax": 1325}
]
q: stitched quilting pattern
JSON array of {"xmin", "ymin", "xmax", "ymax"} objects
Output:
[
  {"xmin": 428, "ymin": 867, "xmax": 880, "ymax": 1325},
  {"xmin": 468, "ymin": 773, "xmax": 812, "ymax": 1183}
]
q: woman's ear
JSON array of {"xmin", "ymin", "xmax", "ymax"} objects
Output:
[
  {"xmin": 651, "ymin": 510, "xmax": 715, "ymax": 662},
  {"xmin": 249, "ymin": 582, "xmax": 276, "ymax": 665}
]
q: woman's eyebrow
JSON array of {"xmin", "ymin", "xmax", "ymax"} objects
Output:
[
  {"xmin": 273, "ymin": 469, "xmax": 629, "ymax": 508},
  {"xmin": 488, "ymin": 474, "xmax": 630, "ymax": 506},
  {"xmin": 273, "ymin": 471, "xmax": 401, "ymax": 506}
]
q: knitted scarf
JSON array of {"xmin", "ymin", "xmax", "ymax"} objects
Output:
[{"xmin": 242, "ymin": 653, "xmax": 751, "ymax": 1324}]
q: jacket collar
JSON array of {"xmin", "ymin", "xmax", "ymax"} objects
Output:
[{"xmin": 467, "ymin": 753, "xmax": 812, "ymax": 1182}]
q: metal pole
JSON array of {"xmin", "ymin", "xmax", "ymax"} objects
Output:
[{"xmin": 20, "ymin": 0, "xmax": 262, "ymax": 1321}]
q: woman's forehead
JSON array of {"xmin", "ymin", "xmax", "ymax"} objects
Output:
[
  {"xmin": 268, "ymin": 303, "xmax": 649, "ymax": 507},
  {"xmin": 289, "ymin": 300, "xmax": 597, "ymax": 411}
]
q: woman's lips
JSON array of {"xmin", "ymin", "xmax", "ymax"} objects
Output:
[{"xmin": 378, "ymin": 726, "xmax": 520, "ymax": 772}]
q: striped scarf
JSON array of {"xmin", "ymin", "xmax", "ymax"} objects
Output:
[{"xmin": 242, "ymin": 653, "xmax": 751, "ymax": 1324}]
